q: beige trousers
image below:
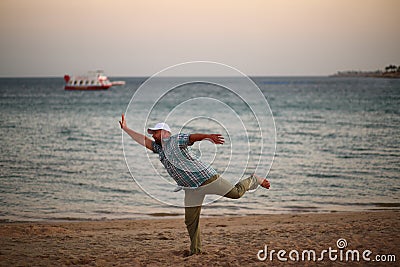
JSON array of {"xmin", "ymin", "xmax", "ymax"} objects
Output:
[{"xmin": 184, "ymin": 174, "xmax": 253, "ymax": 255}]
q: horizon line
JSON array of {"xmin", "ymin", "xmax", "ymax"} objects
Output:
[{"xmin": 0, "ymin": 74, "xmax": 331, "ymax": 79}]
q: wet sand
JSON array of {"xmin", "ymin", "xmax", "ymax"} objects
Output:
[{"xmin": 0, "ymin": 211, "xmax": 398, "ymax": 266}]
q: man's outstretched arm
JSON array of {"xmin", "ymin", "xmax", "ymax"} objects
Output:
[
  {"xmin": 189, "ymin": 134, "xmax": 225, "ymax": 146},
  {"xmin": 119, "ymin": 114, "xmax": 153, "ymax": 151}
]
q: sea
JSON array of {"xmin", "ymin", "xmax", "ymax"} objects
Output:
[{"xmin": 0, "ymin": 76, "xmax": 399, "ymax": 222}]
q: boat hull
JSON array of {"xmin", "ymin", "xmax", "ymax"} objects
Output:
[{"xmin": 64, "ymin": 85, "xmax": 112, "ymax": 90}]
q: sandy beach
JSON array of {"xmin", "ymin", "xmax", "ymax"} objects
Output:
[{"xmin": 0, "ymin": 211, "xmax": 398, "ymax": 266}]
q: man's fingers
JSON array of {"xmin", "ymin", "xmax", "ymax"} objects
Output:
[
  {"xmin": 215, "ymin": 134, "xmax": 224, "ymax": 144},
  {"xmin": 119, "ymin": 114, "xmax": 125, "ymax": 129},
  {"xmin": 214, "ymin": 136, "xmax": 224, "ymax": 144}
]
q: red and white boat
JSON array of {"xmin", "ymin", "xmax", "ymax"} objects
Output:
[{"xmin": 64, "ymin": 71, "xmax": 113, "ymax": 90}]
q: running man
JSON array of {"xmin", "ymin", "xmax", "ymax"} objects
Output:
[{"xmin": 119, "ymin": 114, "xmax": 270, "ymax": 255}]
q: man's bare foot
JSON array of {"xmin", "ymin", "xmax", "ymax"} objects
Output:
[{"xmin": 252, "ymin": 173, "xmax": 270, "ymax": 189}]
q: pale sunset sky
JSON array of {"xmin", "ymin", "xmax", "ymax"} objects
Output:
[{"xmin": 0, "ymin": 0, "xmax": 399, "ymax": 77}]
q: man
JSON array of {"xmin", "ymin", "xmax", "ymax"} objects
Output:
[{"xmin": 119, "ymin": 114, "xmax": 270, "ymax": 255}]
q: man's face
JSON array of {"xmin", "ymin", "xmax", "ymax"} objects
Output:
[
  {"xmin": 151, "ymin": 130, "xmax": 162, "ymax": 144},
  {"xmin": 151, "ymin": 129, "xmax": 170, "ymax": 145}
]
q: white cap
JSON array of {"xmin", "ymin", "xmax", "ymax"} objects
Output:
[{"xmin": 147, "ymin": 122, "xmax": 171, "ymax": 134}]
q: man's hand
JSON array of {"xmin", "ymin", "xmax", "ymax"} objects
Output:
[
  {"xmin": 119, "ymin": 114, "xmax": 126, "ymax": 130},
  {"xmin": 206, "ymin": 134, "xmax": 225, "ymax": 145},
  {"xmin": 119, "ymin": 114, "xmax": 153, "ymax": 151},
  {"xmin": 189, "ymin": 134, "xmax": 225, "ymax": 145}
]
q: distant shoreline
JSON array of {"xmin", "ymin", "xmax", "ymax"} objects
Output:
[
  {"xmin": 332, "ymin": 72, "xmax": 400, "ymax": 79},
  {"xmin": 332, "ymin": 64, "xmax": 400, "ymax": 79}
]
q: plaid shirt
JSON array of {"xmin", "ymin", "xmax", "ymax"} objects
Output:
[{"xmin": 152, "ymin": 133, "xmax": 217, "ymax": 188}]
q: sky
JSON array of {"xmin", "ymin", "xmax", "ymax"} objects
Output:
[{"xmin": 0, "ymin": 0, "xmax": 399, "ymax": 77}]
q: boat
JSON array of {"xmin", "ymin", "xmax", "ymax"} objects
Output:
[{"xmin": 64, "ymin": 70, "xmax": 114, "ymax": 90}]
